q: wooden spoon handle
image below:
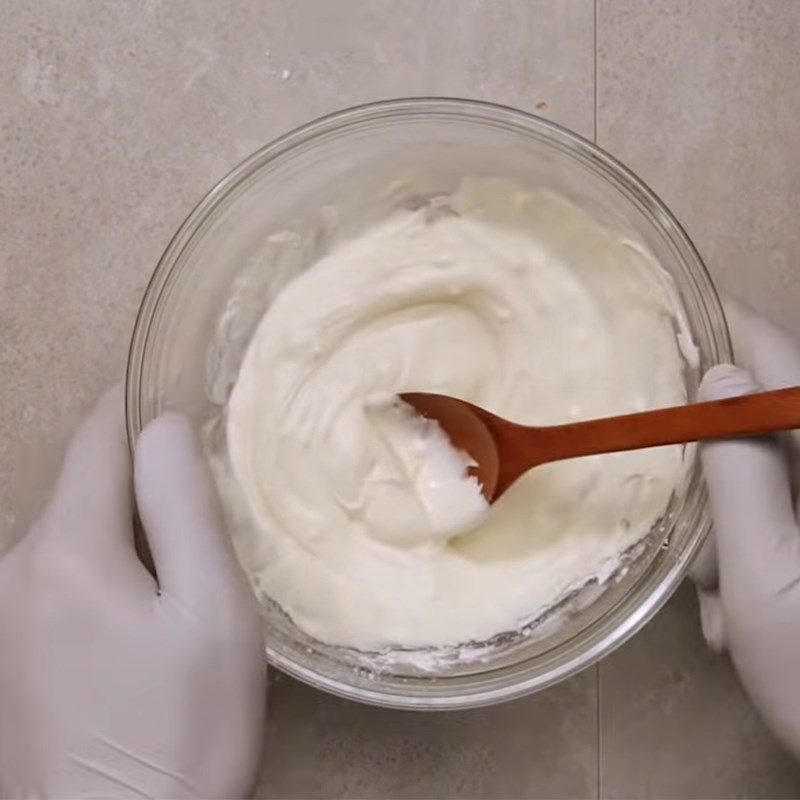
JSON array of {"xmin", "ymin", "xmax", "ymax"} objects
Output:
[{"xmin": 529, "ymin": 386, "xmax": 800, "ymax": 464}]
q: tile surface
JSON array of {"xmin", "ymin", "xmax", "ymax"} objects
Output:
[
  {"xmin": 257, "ymin": 670, "xmax": 597, "ymax": 799},
  {"xmin": 601, "ymin": 585, "xmax": 800, "ymax": 799},
  {"xmin": 597, "ymin": 0, "xmax": 800, "ymax": 335},
  {"xmin": 598, "ymin": 1, "xmax": 800, "ymax": 797}
]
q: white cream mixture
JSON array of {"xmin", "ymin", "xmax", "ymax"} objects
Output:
[
  {"xmin": 225, "ymin": 180, "xmax": 692, "ymax": 651},
  {"xmin": 362, "ymin": 393, "xmax": 489, "ymax": 541}
]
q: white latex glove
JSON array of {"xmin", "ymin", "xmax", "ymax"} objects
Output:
[
  {"xmin": 691, "ymin": 298, "xmax": 800, "ymax": 759},
  {"xmin": 0, "ymin": 388, "xmax": 266, "ymax": 799}
]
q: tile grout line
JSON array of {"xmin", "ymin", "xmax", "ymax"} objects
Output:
[{"xmin": 593, "ymin": 0, "xmax": 598, "ymax": 145}]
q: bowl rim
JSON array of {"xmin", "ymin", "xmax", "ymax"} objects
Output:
[{"xmin": 126, "ymin": 96, "xmax": 732, "ymax": 710}]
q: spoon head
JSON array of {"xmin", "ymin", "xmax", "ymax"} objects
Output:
[{"xmin": 399, "ymin": 392, "xmax": 500, "ymax": 502}]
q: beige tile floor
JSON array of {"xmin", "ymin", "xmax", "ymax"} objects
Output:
[{"xmin": 2, "ymin": 1, "xmax": 799, "ymax": 796}]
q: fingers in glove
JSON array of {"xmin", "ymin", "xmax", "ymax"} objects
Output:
[
  {"xmin": 688, "ymin": 532, "xmax": 718, "ymax": 591},
  {"xmin": 44, "ymin": 385, "xmax": 136, "ymax": 561},
  {"xmin": 134, "ymin": 414, "xmax": 252, "ymax": 614},
  {"xmin": 696, "ymin": 587, "xmax": 726, "ymax": 653},
  {"xmin": 699, "ymin": 364, "xmax": 800, "ymax": 597}
]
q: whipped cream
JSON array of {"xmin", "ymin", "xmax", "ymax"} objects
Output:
[{"xmin": 223, "ymin": 180, "xmax": 692, "ymax": 651}]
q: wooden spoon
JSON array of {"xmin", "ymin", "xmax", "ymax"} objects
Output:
[{"xmin": 400, "ymin": 387, "xmax": 800, "ymax": 502}]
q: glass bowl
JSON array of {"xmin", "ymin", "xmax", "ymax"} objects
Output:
[{"xmin": 126, "ymin": 98, "xmax": 730, "ymax": 710}]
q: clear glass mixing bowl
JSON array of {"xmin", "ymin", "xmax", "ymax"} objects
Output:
[{"xmin": 126, "ymin": 98, "xmax": 731, "ymax": 710}]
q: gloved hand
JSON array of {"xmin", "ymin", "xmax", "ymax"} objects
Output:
[
  {"xmin": 0, "ymin": 387, "xmax": 266, "ymax": 799},
  {"xmin": 691, "ymin": 298, "xmax": 800, "ymax": 760}
]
